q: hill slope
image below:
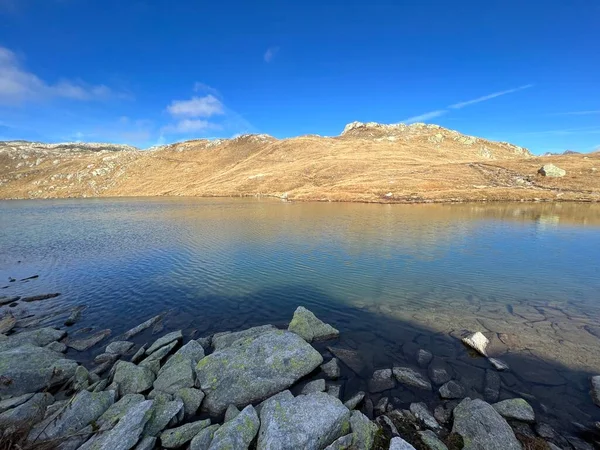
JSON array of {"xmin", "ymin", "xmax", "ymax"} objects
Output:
[{"xmin": 1, "ymin": 122, "xmax": 599, "ymax": 202}]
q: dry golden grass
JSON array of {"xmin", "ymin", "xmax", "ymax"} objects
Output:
[{"xmin": 1, "ymin": 123, "xmax": 598, "ymax": 203}]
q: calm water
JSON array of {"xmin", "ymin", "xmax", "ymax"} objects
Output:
[{"xmin": 1, "ymin": 198, "xmax": 600, "ymax": 434}]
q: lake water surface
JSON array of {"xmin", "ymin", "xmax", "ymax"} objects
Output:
[{"xmin": 1, "ymin": 198, "xmax": 599, "ymax": 435}]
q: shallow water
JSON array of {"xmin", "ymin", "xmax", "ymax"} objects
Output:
[{"xmin": 1, "ymin": 198, "xmax": 600, "ymax": 433}]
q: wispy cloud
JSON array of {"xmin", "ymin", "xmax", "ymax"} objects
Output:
[
  {"xmin": 193, "ymin": 82, "xmax": 220, "ymax": 97},
  {"xmin": 512, "ymin": 126, "xmax": 600, "ymax": 137},
  {"xmin": 0, "ymin": 46, "xmax": 129, "ymax": 104},
  {"xmin": 402, "ymin": 84, "xmax": 534, "ymax": 124},
  {"xmin": 548, "ymin": 110, "xmax": 600, "ymax": 116},
  {"xmin": 264, "ymin": 46, "xmax": 280, "ymax": 63}
]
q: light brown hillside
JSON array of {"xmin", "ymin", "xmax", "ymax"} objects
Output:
[{"xmin": 1, "ymin": 122, "xmax": 599, "ymax": 203}]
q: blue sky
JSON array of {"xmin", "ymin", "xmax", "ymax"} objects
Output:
[{"xmin": 0, "ymin": 0, "xmax": 599, "ymax": 154}]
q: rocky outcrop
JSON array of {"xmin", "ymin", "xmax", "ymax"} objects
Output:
[
  {"xmin": 195, "ymin": 329, "xmax": 323, "ymax": 415},
  {"xmin": 538, "ymin": 164, "xmax": 566, "ymax": 177}
]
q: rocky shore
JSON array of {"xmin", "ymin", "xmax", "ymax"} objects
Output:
[{"xmin": 1, "ymin": 303, "xmax": 599, "ymax": 449}]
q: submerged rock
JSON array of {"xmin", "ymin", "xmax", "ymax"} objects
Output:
[
  {"xmin": 106, "ymin": 340, "xmax": 135, "ymax": 355},
  {"xmin": 212, "ymin": 324, "xmax": 276, "ymax": 350},
  {"xmin": 461, "ymin": 332, "xmax": 489, "ymax": 356},
  {"xmin": 488, "ymin": 357, "xmax": 509, "ymax": 371},
  {"xmin": 452, "ymin": 398, "xmax": 521, "ymax": 450},
  {"xmin": 21, "ymin": 293, "xmax": 60, "ymax": 302},
  {"xmin": 67, "ymin": 329, "xmax": 112, "ymax": 351},
  {"xmin": 538, "ymin": 164, "xmax": 566, "ymax": 177},
  {"xmin": 492, "ymin": 398, "xmax": 535, "ymax": 422},
  {"xmin": 0, "ymin": 344, "xmax": 78, "ymax": 397},
  {"xmin": 160, "ymin": 419, "xmax": 211, "ymax": 448},
  {"xmin": 321, "ymin": 358, "xmax": 341, "ymax": 379},
  {"xmin": 64, "ymin": 306, "xmax": 86, "ymax": 326},
  {"xmin": 417, "ymin": 349, "xmax": 433, "ymax": 368},
  {"xmin": 484, "ymin": 370, "xmax": 501, "ymax": 403},
  {"xmin": 393, "ymin": 366, "xmax": 432, "ymax": 390},
  {"xmin": 112, "ymin": 361, "xmax": 156, "ymax": 395},
  {"xmin": 368, "ymin": 368, "xmax": 396, "ymax": 393},
  {"xmin": 591, "ymin": 375, "xmax": 600, "ymax": 407},
  {"xmin": 209, "ymin": 405, "xmax": 259, "ymax": 449},
  {"xmin": 439, "ymin": 380, "xmax": 465, "ymax": 399},
  {"xmin": 257, "ymin": 391, "xmax": 351, "ymax": 449},
  {"xmin": 327, "ymin": 347, "xmax": 367, "ymax": 375},
  {"xmin": 123, "ymin": 314, "xmax": 164, "ymax": 339},
  {"xmin": 195, "ymin": 330, "xmax": 323, "ymax": 415},
  {"xmin": 428, "ymin": 359, "xmax": 452, "ymax": 385},
  {"xmin": 288, "ymin": 306, "xmax": 340, "ymax": 342}
]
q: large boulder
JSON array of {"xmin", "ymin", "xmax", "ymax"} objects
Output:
[
  {"xmin": 257, "ymin": 391, "xmax": 351, "ymax": 449},
  {"xmin": 153, "ymin": 355, "xmax": 196, "ymax": 394},
  {"xmin": 195, "ymin": 330, "xmax": 323, "ymax": 415},
  {"xmin": 492, "ymin": 398, "xmax": 535, "ymax": 423},
  {"xmin": 190, "ymin": 424, "xmax": 220, "ymax": 450},
  {"xmin": 113, "ymin": 361, "xmax": 156, "ymax": 396},
  {"xmin": 452, "ymin": 398, "xmax": 521, "ymax": 450},
  {"xmin": 212, "ymin": 325, "xmax": 277, "ymax": 350},
  {"xmin": 0, "ymin": 393, "xmax": 54, "ymax": 429},
  {"xmin": 208, "ymin": 405, "xmax": 259, "ymax": 449},
  {"xmin": 538, "ymin": 164, "xmax": 566, "ymax": 177},
  {"xmin": 0, "ymin": 344, "xmax": 78, "ymax": 398},
  {"xmin": 288, "ymin": 306, "xmax": 339, "ymax": 342},
  {"xmin": 0, "ymin": 327, "xmax": 66, "ymax": 351}
]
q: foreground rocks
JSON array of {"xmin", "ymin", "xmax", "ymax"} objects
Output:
[{"xmin": 0, "ymin": 308, "xmax": 596, "ymax": 450}]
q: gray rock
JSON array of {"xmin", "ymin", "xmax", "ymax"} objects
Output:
[
  {"xmin": 133, "ymin": 436, "xmax": 156, "ymax": 450},
  {"xmin": 257, "ymin": 391, "xmax": 351, "ymax": 450},
  {"xmin": 73, "ymin": 365, "xmax": 91, "ymax": 391},
  {"xmin": 492, "ymin": 398, "xmax": 535, "ymax": 422},
  {"xmin": 209, "ymin": 404, "xmax": 259, "ymax": 449},
  {"xmin": 146, "ymin": 331, "xmax": 182, "ymax": 355},
  {"xmin": 148, "ymin": 390, "xmax": 173, "ymax": 402},
  {"xmin": 350, "ymin": 410, "xmax": 379, "ymax": 450},
  {"xmin": 0, "ymin": 392, "xmax": 54, "ymax": 428},
  {"xmin": 224, "ymin": 404, "xmax": 240, "ymax": 422},
  {"xmin": 107, "ymin": 341, "xmax": 135, "ymax": 355},
  {"xmin": 591, "ymin": 375, "xmax": 600, "ymax": 407},
  {"xmin": 390, "ymin": 436, "xmax": 417, "ymax": 449},
  {"xmin": 153, "ymin": 354, "xmax": 195, "ymax": 394},
  {"xmin": 288, "ymin": 306, "xmax": 339, "ymax": 342},
  {"xmin": 538, "ymin": 164, "xmax": 566, "ymax": 177},
  {"xmin": 433, "ymin": 405, "xmax": 452, "ymax": 425},
  {"xmin": 393, "ymin": 367, "xmax": 432, "ymax": 390},
  {"xmin": 255, "ymin": 390, "xmax": 294, "ymax": 416},
  {"xmin": 301, "ymin": 379, "xmax": 326, "ymax": 395},
  {"xmin": 452, "ymin": 398, "xmax": 521, "ymax": 450},
  {"xmin": 165, "ymin": 340, "xmax": 205, "ymax": 367},
  {"xmin": 428, "ymin": 359, "xmax": 451, "ymax": 385},
  {"xmin": 94, "ymin": 352, "xmax": 120, "ymax": 365},
  {"xmin": 326, "ymin": 383, "xmax": 342, "ymax": 399},
  {"xmin": 0, "ymin": 344, "xmax": 78, "ymax": 397},
  {"xmin": 484, "ymin": 369, "xmax": 501, "ymax": 402},
  {"xmin": 417, "ymin": 349, "xmax": 433, "ymax": 368},
  {"xmin": 45, "ymin": 341, "xmax": 67, "ymax": 353},
  {"xmin": 177, "ymin": 387, "xmax": 204, "ymax": 418},
  {"xmin": 410, "ymin": 402, "xmax": 441, "ymax": 430},
  {"xmin": 419, "ymin": 430, "xmax": 448, "ymax": 450},
  {"xmin": 44, "ymin": 399, "xmax": 68, "ymax": 419},
  {"xmin": 144, "ymin": 398, "xmax": 184, "ymax": 437},
  {"xmin": 439, "ymin": 381, "xmax": 465, "ymax": 399},
  {"xmin": 196, "ymin": 330, "xmax": 323, "ymax": 415},
  {"xmin": 0, "ymin": 327, "xmax": 66, "ymax": 351},
  {"xmin": 113, "ymin": 361, "xmax": 156, "ymax": 395},
  {"xmin": 95, "ymin": 394, "xmax": 146, "ymax": 431},
  {"xmin": 566, "ymin": 436, "xmax": 594, "ymax": 450},
  {"xmin": 123, "ymin": 314, "xmax": 164, "ymax": 339},
  {"xmin": 67, "ymin": 329, "xmax": 112, "ymax": 351},
  {"xmin": 324, "ymin": 434, "xmax": 352, "ymax": 450},
  {"xmin": 139, "ymin": 341, "xmax": 177, "ymax": 373},
  {"xmin": 461, "ymin": 332, "xmax": 489, "ymax": 356},
  {"xmin": 343, "ymin": 391, "xmax": 365, "ymax": 410},
  {"xmin": 212, "ymin": 325, "xmax": 276, "ymax": 350},
  {"xmin": 64, "ymin": 306, "xmax": 85, "ymax": 326},
  {"xmin": 160, "ymin": 419, "xmax": 211, "ymax": 448},
  {"xmin": 78, "ymin": 399, "xmax": 154, "ymax": 450},
  {"xmin": 0, "ymin": 313, "xmax": 16, "ymax": 334},
  {"xmin": 321, "ymin": 358, "xmax": 341, "ymax": 379},
  {"xmin": 131, "ymin": 345, "xmax": 147, "ymax": 363},
  {"xmin": 376, "ymin": 415, "xmax": 400, "ymax": 437},
  {"xmin": 327, "ymin": 347, "xmax": 367, "ymax": 375},
  {"xmin": 374, "ymin": 397, "xmax": 389, "ymax": 416},
  {"xmin": 89, "ymin": 378, "xmax": 109, "ymax": 393},
  {"xmin": 488, "ymin": 358, "xmax": 509, "ymax": 371},
  {"xmin": 28, "ymin": 390, "xmax": 115, "ymax": 443},
  {"xmin": 0, "ymin": 393, "xmax": 35, "ymax": 413},
  {"xmin": 369, "ymin": 368, "xmax": 396, "ymax": 393},
  {"xmin": 190, "ymin": 424, "xmax": 220, "ymax": 450}
]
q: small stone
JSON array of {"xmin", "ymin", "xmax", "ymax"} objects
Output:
[
  {"xmin": 368, "ymin": 368, "xmax": 396, "ymax": 393},
  {"xmin": 429, "ymin": 359, "xmax": 452, "ymax": 385},
  {"xmin": 376, "ymin": 415, "xmax": 400, "ymax": 437},
  {"xmin": 177, "ymin": 387, "xmax": 204, "ymax": 418},
  {"xmin": 67, "ymin": 329, "xmax": 112, "ymax": 351},
  {"xmin": 439, "ymin": 381, "xmax": 465, "ymax": 399},
  {"xmin": 374, "ymin": 397, "xmax": 389, "ymax": 416},
  {"xmin": 73, "ymin": 365, "xmax": 91, "ymax": 391},
  {"xmin": 461, "ymin": 332, "xmax": 489, "ymax": 356},
  {"xmin": 288, "ymin": 306, "xmax": 339, "ymax": 342},
  {"xmin": 417, "ymin": 349, "xmax": 433, "ymax": 368},
  {"xmin": 343, "ymin": 391, "xmax": 365, "ymax": 410},
  {"xmin": 393, "ymin": 367, "xmax": 432, "ymax": 390},
  {"xmin": 106, "ymin": 341, "xmax": 134, "ymax": 355},
  {"xmin": 321, "ymin": 358, "xmax": 341, "ymax": 379},
  {"xmin": 94, "ymin": 353, "xmax": 120, "ymax": 364},
  {"xmin": 131, "ymin": 344, "xmax": 147, "ymax": 363},
  {"xmin": 434, "ymin": 405, "xmax": 452, "ymax": 425},
  {"xmin": 326, "ymin": 383, "xmax": 342, "ymax": 399},
  {"xmin": 134, "ymin": 436, "xmax": 156, "ymax": 450},
  {"xmin": 112, "ymin": 361, "xmax": 156, "ymax": 395},
  {"xmin": 146, "ymin": 331, "xmax": 182, "ymax": 355},
  {"xmin": 301, "ymin": 379, "xmax": 326, "ymax": 395},
  {"xmin": 390, "ymin": 436, "xmax": 417, "ymax": 449},
  {"xmin": 209, "ymin": 405, "xmax": 259, "ymax": 449},
  {"xmin": 419, "ymin": 430, "xmax": 448, "ymax": 450},
  {"xmin": 122, "ymin": 314, "xmax": 164, "ymax": 339},
  {"xmin": 484, "ymin": 370, "xmax": 501, "ymax": 403},
  {"xmin": 224, "ymin": 404, "xmax": 240, "ymax": 422},
  {"xmin": 488, "ymin": 358, "xmax": 509, "ymax": 371},
  {"xmin": 324, "ymin": 434, "xmax": 353, "ymax": 450},
  {"xmin": 350, "ymin": 410, "xmax": 379, "ymax": 450},
  {"xmin": 410, "ymin": 402, "xmax": 441, "ymax": 430},
  {"xmin": 492, "ymin": 398, "xmax": 535, "ymax": 422},
  {"xmin": 160, "ymin": 419, "xmax": 211, "ymax": 448},
  {"xmin": 64, "ymin": 306, "xmax": 85, "ymax": 326},
  {"xmin": 189, "ymin": 424, "xmax": 219, "ymax": 450},
  {"xmin": 45, "ymin": 341, "xmax": 67, "ymax": 353}
]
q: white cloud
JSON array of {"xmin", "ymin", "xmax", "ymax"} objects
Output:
[
  {"xmin": 401, "ymin": 84, "xmax": 533, "ymax": 124},
  {"xmin": 550, "ymin": 110, "xmax": 600, "ymax": 116},
  {"xmin": 0, "ymin": 45, "xmax": 125, "ymax": 104},
  {"xmin": 264, "ymin": 46, "xmax": 279, "ymax": 63},
  {"xmin": 166, "ymin": 95, "xmax": 224, "ymax": 118},
  {"xmin": 448, "ymin": 84, "xmax": 533, "ymax": 109},
  {"xmin": 193, "ymin": 82, "xmax": 220, "ymax": 97}
]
